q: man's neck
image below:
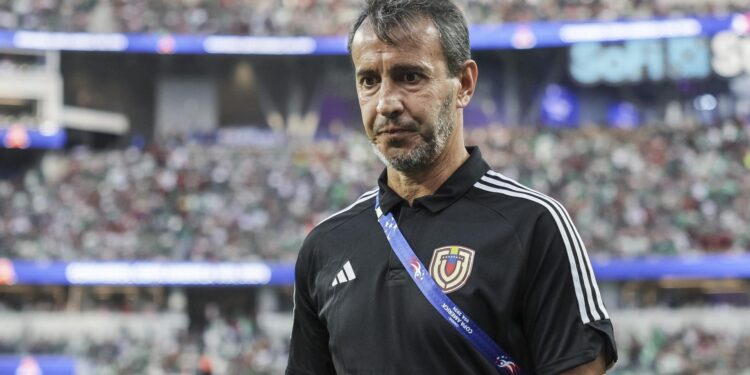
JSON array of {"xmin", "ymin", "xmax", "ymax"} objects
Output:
[{"xmin": 387, "ymin": 146, "xmax": 470, "ymax": 205}]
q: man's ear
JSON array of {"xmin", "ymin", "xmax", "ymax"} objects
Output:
[{"xmin": 456, "ymin": 59, "xmax": 478, "ymax": 109}]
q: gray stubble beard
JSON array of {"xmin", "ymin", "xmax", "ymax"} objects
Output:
[{"xmin": 372, "ymin": 93, "xmax": 455, "ymax": 173}]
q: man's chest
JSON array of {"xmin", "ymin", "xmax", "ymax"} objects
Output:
[{"xmin": 310, "ymin": 205, "xmax": 527, "ymax": 371}]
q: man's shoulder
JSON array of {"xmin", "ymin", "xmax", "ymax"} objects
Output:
[
  {"xmin": 297, "ymin": 188, "xmax": 378, "ymax": 267},
  {"xmin": 468, "ymin": 169, "xmax": 554, "ymax": 220},
  {"xmin": 307, "ymin": 187, "xmax": 379, "ymax": 242}
]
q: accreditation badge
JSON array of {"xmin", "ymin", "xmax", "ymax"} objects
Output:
[{"xmin": 428, "ymin": 246, "xmax": 475, "ymax": 293}]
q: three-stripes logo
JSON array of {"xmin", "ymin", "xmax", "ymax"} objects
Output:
[{"xmin": 331, "ymin": 261, "xmax": 356, "ymax": 287}]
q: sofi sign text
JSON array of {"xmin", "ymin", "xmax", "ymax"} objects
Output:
[{"xmin": 570, "ymin": 38, "xmax": 711, "ymax": 84}]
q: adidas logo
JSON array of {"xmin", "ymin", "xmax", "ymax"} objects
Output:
[{"xmin": 331, "ymin": 261, "xmax": 356, "ymax": 287}]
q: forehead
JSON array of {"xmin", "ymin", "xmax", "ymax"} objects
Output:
[{"xmin": 350, "ymin": 18, "xmax": 446, "ymax": 72}]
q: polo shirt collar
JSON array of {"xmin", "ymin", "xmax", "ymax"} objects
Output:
[{"xmin": 377, "ymin": 146, "xmax": 490, "ymax": 214}]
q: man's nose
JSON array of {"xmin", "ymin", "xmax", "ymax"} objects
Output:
[{"xmin": 376, "ymin": 80, "xmax": 404, "ymax": 119}]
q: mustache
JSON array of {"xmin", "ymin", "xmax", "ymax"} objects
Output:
[{"xmin": 373, "ymin": 119, "xmax": 419, "ymax": 135}]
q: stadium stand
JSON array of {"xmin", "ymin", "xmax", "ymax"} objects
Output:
[
  {"xmin": 0, "ymin": 123, "xmax": 747, "ymax": 261},
  {"xmin": 2, "ymin": 303, "xmax": 749, "ymax": 374},
  {"xmin": 614, "ymin": 325, "xmax": 750, "ymax": 374},
  {"xmin": 0, "ymin": 310, "xmax": 288, "ymax": 374},
  {"xmin": 0, "ymin": 286, "xmax": 290, "ymax": 374},
  {"xmin": 612, "ymin": 308, "xmax": 750, "ymax": 374},
  {"xmin": 0, "ymin": 0, "xmax": 747, "ymax": 36}
]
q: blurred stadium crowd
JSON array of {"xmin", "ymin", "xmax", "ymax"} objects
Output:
[
  {"xmin": 0, "ymin": 0, "xmax": 747, "ymax": 35},
  {"xmin": 474, "ymin": 121, "xmax": 750, "ymax": 257},
  {"xmin": 5, "ymin": 321, "xmax": 749, "ymax": 375},
  {"xmin": 1, "ymin": 122, "xmax": 748, "ymax": 262},
  {"xmin": 0, "ymin": 133, "xmax": 378, "ymax": 262},
  {"xmin": 2, "ymin": 305, "xmax": 749, "ymax": 374},
  {"xmin": 0, "ymin": 308, "xmax": 288, "ymax": 374},
  {"xmin": 615, "ymin": 325, "xmax": 750, "ymax": 375}
]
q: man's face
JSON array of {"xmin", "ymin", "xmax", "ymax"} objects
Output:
[{"xmin": 350, "ymin": 18, "xmax": 460, "ymax": 173}]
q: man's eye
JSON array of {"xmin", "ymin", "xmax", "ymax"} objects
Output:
[
  {"xmin": 405, "ymin": 73, "xmax": 418, "ymax": 82},
  {"xmin": 361, "ymin": 77, "xmax": 378, "ymax": 87}
]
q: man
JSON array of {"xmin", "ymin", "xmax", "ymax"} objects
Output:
[{"xmin": 286, "ymin": 0, "xmax": 617, "ymax": 373}]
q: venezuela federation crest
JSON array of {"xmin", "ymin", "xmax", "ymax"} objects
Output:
[{"xmin": 428, "ymin": 246, "xmax": 475, "ymax": 293}]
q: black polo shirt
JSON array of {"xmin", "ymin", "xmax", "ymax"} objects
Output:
[{"xmin": 287, "ymin": 147, "xmax": 617, "ymax": 375}]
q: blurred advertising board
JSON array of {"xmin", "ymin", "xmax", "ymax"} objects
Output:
[
  {"xmin": 4, "ymin": 260, "xmax": 294, "ymax": 286},
  {"xmin": 0, "ymin": 125, "xmax": 66, "ymax": 150},
  {"xmin": 4, "ymin": 256, "xmax": 750, "ymax": 286},
  {"xmin": 0, "ymin": 355, "xmax": 76, "ymax": 375}
]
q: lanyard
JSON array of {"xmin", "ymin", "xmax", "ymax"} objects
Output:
[{"xmin": 375, "ymin": 193, "xmax": 521, "ymax": 375}]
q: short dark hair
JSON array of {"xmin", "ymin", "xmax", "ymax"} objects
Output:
[{"xmin": 347, "ymin": 0, "xmax": 471, "ymax": 76}]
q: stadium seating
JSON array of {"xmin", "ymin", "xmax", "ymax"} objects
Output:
[
  {"xmin": 0, "ymin": 0, "xmax": 747, "ymax": 36},
  {"xmin": 1, "ymin": 124, "xmax": 747, "ymax": 261}
]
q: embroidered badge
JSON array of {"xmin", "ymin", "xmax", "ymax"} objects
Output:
[{"xmin": 428, "ymin": 246, "xmax": 475, "ymax": 293}]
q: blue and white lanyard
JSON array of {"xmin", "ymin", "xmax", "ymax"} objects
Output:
[{"xmin": 375, "ymin": 193, "xmax": 522, "ymax": 375}]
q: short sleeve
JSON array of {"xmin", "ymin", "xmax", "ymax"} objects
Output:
[
  {"xmin": 286, "ymin": 235, "xmax": 336, "ymax": 375},
  {"xmin": 522, "ymin": 209, "xmax": 618, "ymax": 374}
]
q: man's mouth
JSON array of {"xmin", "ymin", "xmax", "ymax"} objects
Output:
[
  {"xmin": 377, "ymin": 126, "xmax": 417, "ymax": 136},
  {"xmin": 383, "ymin": 129, "xmax": 410, "ymax": 135}
]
